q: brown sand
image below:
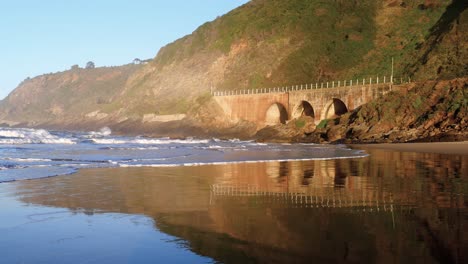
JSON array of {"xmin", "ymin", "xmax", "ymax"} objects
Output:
[{"xmin": 352, "ymin": 141, "xmax": 468, "ymax": 155}]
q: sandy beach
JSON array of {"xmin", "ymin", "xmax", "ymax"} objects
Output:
[
  {"xmin": 1, "ymin": 143, "xmax": 467, "ymax": 263},
  {"xmin": 353, "ymin": 141, "xmax": 468, "ymax": 155}
]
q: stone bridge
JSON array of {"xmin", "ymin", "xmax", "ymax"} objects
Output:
[{"xmin": 213, "ymin": 77, "xmax": 402, "ymax": 127}]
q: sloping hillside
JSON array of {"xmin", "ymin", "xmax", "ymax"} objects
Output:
[
  {"xmin": 109, "ymin": 0, "xmax": 465, "ymax": 116},
  {"xmin": 406, "ymin": 0, "xmax": 468, "ymax": 80},
  {"xmin": 0, "ymin": 0, "xmax": 466, "ymax": 135},
  {"xmin": 0, "ymin": 64, "xmax": 141, "ymax": 125}
]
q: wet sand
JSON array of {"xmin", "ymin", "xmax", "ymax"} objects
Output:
[
  {"xmin": 353, "ymin": 141, "xmax": 468, "ymax": 155},
  {"xmin": 1, "ymin": 147, "xmax": 467, "ymax": 263}
]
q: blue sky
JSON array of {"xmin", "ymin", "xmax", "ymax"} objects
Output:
[{"xmin": 0, "ymin": 0, "xmax": 249, "ymax": 99}]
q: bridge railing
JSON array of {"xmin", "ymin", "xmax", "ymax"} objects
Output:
[
  {"xmin": 212, "ymin": 76, "xmax": 410, "ymax": 97},
  {"xmin": 210, "ymin": 184, "xmax": 414, "ymax": 212}
]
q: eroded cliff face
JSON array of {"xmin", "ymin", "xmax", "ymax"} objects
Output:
[{"xmin": 0, "ymin": 0, "xmax": 466, "ymax": 139}]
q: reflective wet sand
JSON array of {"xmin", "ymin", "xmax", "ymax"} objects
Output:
[{"xmin": 1, "ymin": 147, "xmax": 467, "ymax": 263}]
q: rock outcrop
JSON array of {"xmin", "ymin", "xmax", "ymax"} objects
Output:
[{"xmin": 284, "ymin": 78, "xmax": 467, "ymax": 143}]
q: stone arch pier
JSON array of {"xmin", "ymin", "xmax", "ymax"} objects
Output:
[{"xmin": 213, "ymin": 82, "xmax": 394, "ymax": 127}]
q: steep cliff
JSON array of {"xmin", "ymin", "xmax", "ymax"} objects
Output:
[{"xmin": 0, "ymin": 0, "xmax": 466, "ymax": 136}]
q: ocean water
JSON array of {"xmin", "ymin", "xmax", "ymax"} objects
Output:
[
  {"xmin": 0, "ymin": 127, "xmax": 366, "ymax": 182},
  {"xmin": 0, "ymin": 127, "xmax": 467, "ymax": 263}
]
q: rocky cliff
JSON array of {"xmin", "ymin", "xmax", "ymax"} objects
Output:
[{"xmin": 273, "ymin": 78, "xmax": 467, "ymax": 143}]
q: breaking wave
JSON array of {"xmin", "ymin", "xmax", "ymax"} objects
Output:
[
  {"xmin": 90, "ymin": 137, "xmax": 210, "ymax": 145},
  {"xmin": 0, "ymin": 127, "xmax": 367, "ymax": 183},
  {"xmin": 0, "ymin": 128, "xmax": 76, "ymax": 144}
]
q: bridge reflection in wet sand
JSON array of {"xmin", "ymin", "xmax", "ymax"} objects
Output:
[{"xmin": 211, "ymin": 183, "xmax": 404, "ymax": 214}]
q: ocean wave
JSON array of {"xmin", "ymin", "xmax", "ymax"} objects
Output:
[
  {"xmin": 81, "ymin": 127, "xmax": 112, "ymax": 138},
  {"xmin": 0, "ymin": 127, "xmax": 369, "ymax": 183},
  {"xmin": 3, "ymin": 158, "xmax": 52, "ymax": 162},
  {"xmin": 0, "ymin": 128, "xmax": 75, "ymax": 144},
  {"xmin": 91, "ymin": 137, "xmax": 210, "ymax": 145},
  {"xmin": 116, "ymin": 154, "xmax": 370, "ymax": 168},
  {"xmin": 0, "ymin": 164, "xmax": 25, "ymax": 170}
]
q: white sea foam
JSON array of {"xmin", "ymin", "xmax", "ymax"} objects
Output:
[
  {"xmin": 248, "ymin": 142, "xmax": 268, "ymax": 146},
  {"xmin": 91, "ymin": 137, "xmax": 210, "ymax": 145},
  {"xmin": 91, "ymin": 138, "xmax": 128, "ymax": 144},
  {"xmin": 116, "ymin": 153, "xmax": 369, "ymax": 168},
  {"xmin": 104, "ymin": 146, "xmax": 161, "ymax": 150},
  {"xmin": 0, "ymin": 128, "xmax": 75, "ymax": 144},
  {"xmin": 83, "ymin": 127, "xmax": 112, "ymax": 138},
  {"xmin": 3, "ymin": 158, "xmax": 52, "ymax": 162}
]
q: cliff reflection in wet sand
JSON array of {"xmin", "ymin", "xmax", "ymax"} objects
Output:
[{"xmin": 11, "ymin": 148, "xmax": 468, "ymax": 264}]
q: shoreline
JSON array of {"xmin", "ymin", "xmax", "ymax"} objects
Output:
[
  {"xmin": 1, "ymin": 141, "xmax": 466, "ymax": 185},
  {"xmin": 351, "ymin": 141, "xmax": 468, "ymax": 155}
]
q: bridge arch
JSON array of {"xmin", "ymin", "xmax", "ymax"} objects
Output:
[
  {"xmin": 265, "ymin": 103, "xmax": 288, "ymax": 125},
  {"xmin": 321, "ymin": 98, "xmax": 348, "ymax": 120},
  {"xmin": 292, "ymin": 101, "xmax": 315, "ymax": 119}
]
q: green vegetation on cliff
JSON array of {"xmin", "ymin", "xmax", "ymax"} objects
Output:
[
  {"xmin": 154, "ymin": 0, "xmax": 465, "ymax": 88},
  {"xmin": 116, "ymin": 0, "xmax": 466, "ymax": 116}
]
